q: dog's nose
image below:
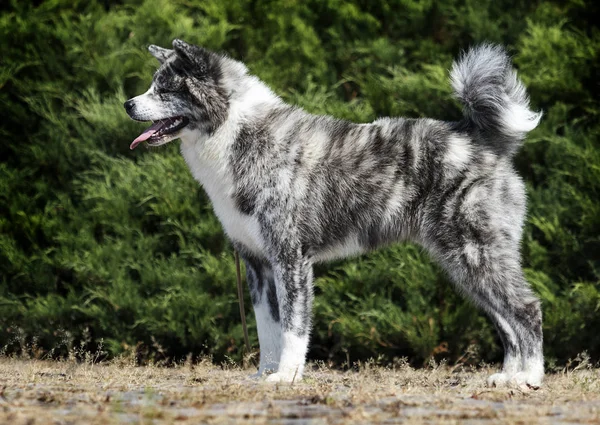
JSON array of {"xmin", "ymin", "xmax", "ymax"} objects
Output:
[{"xmin": 123, "ymin": 99, "xmax": 135, "ymax": 113}]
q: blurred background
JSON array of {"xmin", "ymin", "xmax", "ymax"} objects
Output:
[{"xmin": 1, "ymin": 0, "xmax": 598, "ymax": 369}]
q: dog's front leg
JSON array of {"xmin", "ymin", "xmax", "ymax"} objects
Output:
[
  {"xmin": 264, "ymin": 253, "xmax": 314, "ymax": 383},
  {"xmin": 242, "ymin": 254, "xmax": 282, "ymax": 377}
]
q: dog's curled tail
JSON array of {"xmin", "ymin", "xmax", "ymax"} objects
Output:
[{"xmin": 450, "ymin": 44, "xmax": 541, "ymax": 157}]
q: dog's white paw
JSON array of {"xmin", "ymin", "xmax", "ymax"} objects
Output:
[
  {"xmin": 250, "ymin": 365, "xmax": 278, "ymax": 379},
  {"xmin": 264, "ymin": 371, "xmax": 301, "ymax": 383},
  {"xmin": 509, "ymin": 371, "xmax": 542, "ymax": 389},
  {"xmin": 487, "ymin": 371, "xmax": 542, "ymax": 389},
  {"xmin": 487, "ymin": 372, "xmax": 511, "ymax": 387}
]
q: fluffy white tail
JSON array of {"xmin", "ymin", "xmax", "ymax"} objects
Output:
[{"xmin": 451, "ymin": 44, "xmax": 541, "ymax": 156}]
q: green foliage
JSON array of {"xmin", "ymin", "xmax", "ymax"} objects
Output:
[{"xmin": 1, "ymin": 0, "xmax": 599, "ymax": 367}]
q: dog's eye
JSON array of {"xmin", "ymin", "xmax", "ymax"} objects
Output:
[
  {"xmin": 154, "ymin": 73, "xmax": 185, "ymax": 93},
  {"xmin": 169, "ymin": 76, "xmax": 185, "ymax": 91}
]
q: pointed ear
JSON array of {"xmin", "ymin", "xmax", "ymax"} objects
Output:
[
  {"xmin": 172, "ymin": 39, "xmax": 201, "ymax": 62},
  {"xmin": 172, "ymin": 39, "xmax": 209, "ymax": 74},
  {"xmin": 172, "ymin": 39, "xmax": 195, "ymax": 61},
  {"xmin": 148, "ymin": 45, "xmax": 173, "ymax": 64}
]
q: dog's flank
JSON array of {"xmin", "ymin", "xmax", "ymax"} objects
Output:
[{"xmin": 125, "ymin": 40, "xmax": 544, "ymax": 386}]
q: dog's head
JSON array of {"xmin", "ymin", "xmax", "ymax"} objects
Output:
[{"xmin": 124, "ymin": 39, "xmax": 234, "ymax": 149}]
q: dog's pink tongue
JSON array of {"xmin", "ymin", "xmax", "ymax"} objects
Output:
[{"xmin": 130, "ymin": 121, "xmax": 163, "ymax": 150}]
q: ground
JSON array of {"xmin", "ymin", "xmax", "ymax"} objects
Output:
[{"xmin": 0, "ymin": 357, "xmax": 599, "ymax": 424}]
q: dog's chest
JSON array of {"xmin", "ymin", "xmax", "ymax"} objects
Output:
[{"xmin": 180, "ymin": 143, "xmax": 265, "ymax": 255}]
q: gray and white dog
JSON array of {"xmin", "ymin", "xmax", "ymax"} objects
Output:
[{"xmin": 124, "ymin": 39, "xmax": 543, "ymax": 387}]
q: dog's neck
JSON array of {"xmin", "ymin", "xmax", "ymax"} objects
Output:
[{"xmin": 180, "ymin": 72, "xmax": 280, "ymax": 179}]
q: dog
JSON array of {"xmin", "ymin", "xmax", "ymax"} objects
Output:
[{"xmin": 124, "ymin": 39, "xmax": 544, "ymax": 387}]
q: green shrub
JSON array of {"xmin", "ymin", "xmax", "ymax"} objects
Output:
[{"xmin": 1, "ymin": 0, "xmax": 598, "ymax": 367}]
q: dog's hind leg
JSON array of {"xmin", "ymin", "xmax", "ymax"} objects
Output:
[
  {"xmin": 472, "ymin": 272, "xmax": 542, "ymax": 387},
  {"xmin": 483, "ymin": 278, "xmax": 542, "ymax": 388},
  {"xmin": 504, "ymin": 286, "xmax": 544, "ymax": 388},
  {"xmin": 469, "ymin": 290, "xmax": 523, "ymax": 381},
  {"xmin": 425, "ymin": 185, "xmax": 544, "ymax": 387},
  {"xmin": 243, "ymin": 254, "xmax": 282, "ymax": 377},
  {"xmin": 436, "ymin": 246, "xmax": 543, "ymax": 387}
]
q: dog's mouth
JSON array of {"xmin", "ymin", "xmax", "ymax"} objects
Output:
[{"xmin": 130, "ymin": 116, "xmax": 189, "ymax": 150}]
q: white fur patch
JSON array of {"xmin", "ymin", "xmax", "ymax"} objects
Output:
[
  {"xmin": 267, "ymin": 332, "xmax": 309, "ymax": 382},
  {"xmin": 314, "ymin": 234, "xmax": 364, "ymax": 263},
  {"xmin": 501, "ymin": 100, "xmax": 542, "ymax": 136},
  {"xmin": 302, "ymin": 130, "xmax": 328, "ymax": 169},
  {"xmin": 463, "ymin": 242, "xmax": 481, "ymax": 267},
  {"xmin": 253, "ymin": 300, "xmax": 282, "ymax": 375},
  {"xmin": 384, "ymin": 181, "xmax": 407, "ymax": 218},
  {"xmin": 180, "ymin": 139, "xmax": 265, "ymax": 255},
  {"xmin": 444, "ymin": 135, "xmax": 472, "ymax": 170}
]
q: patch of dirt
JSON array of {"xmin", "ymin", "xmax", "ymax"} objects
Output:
[{"xmin": 0, "ymin": 358, "xmax": 599, "ymax": 424}]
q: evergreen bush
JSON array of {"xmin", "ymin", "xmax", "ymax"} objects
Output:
[{"xmin": 1, "ymin": 0, "xmax": 598, "ymax": 367}]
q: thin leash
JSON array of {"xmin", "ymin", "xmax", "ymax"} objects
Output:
[{"xmin": 234, "ymin": 250, "xmax": 251, "ymax": 353}]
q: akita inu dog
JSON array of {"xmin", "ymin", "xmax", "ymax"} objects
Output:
[{"xmin": 125, "ymin": 40, "xmax": 543, "ymax": 387}]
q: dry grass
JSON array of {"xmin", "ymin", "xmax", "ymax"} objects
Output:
[{"xmin": 1, "ymin": 357, "xmax": 599, "ymax": 424}]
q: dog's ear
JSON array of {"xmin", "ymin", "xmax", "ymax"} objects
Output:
[
  {"xmin": 172, "ymin": 39, "xmax": 194, "ymax": 60},
  {"xmin": 172, "ymin": 39, "xmax": 208, "ymax": 74},
  {"xmin": 148, "ymin": 45, "xmax": 173, "ymax": 64}
]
